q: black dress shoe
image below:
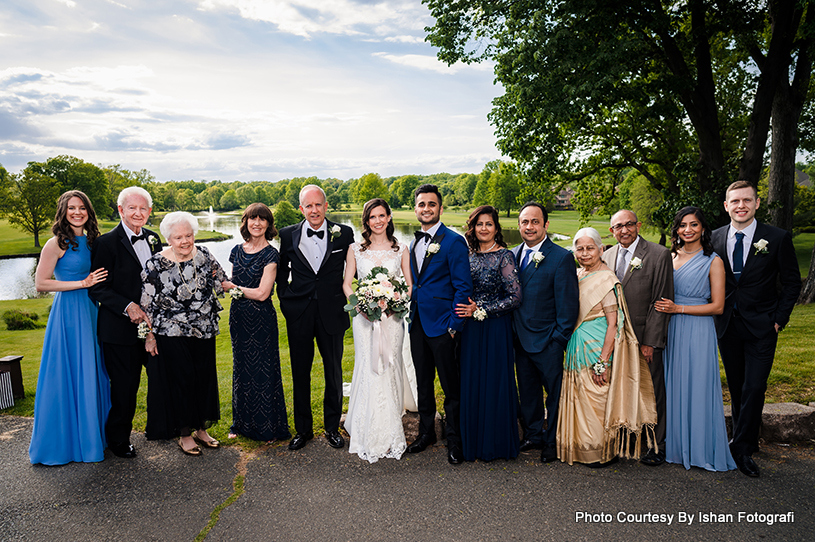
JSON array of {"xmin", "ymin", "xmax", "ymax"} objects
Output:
[
  {"xmin": 734, "ymin": 454, "xmax": 760, "ymax": 477},
  {"xmin": 540, "ymin": 446, "xmax": 557, "ymax": 463},
  {"xmin": 406, "ymin": 433, "xmax": 437, "ymax": 453},
  {"xmin": 325, "ymin": 430, "xmax": 345, "ymax": 449},
  {"xmin": 447, "ymin": 445, "xmax": 463, "ymax": 465},
  {"xmin": 109, "ymin": 442, "xmax": 137, "ymax": 458},
  {"xmin": 288, "ymin": 433, "xmax": 313, "ymax": 451},
  {"xmin": 519, "ymin": 439, "xmax": 543, "ymax": 452},
  {"xmin": 640, "ymin": 449, "xmax": 666, "ymax": 466}
]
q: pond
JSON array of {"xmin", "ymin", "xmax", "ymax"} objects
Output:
[{"xmin": 0, "ymin": 212, "xmax": 538, "ymax": 301}]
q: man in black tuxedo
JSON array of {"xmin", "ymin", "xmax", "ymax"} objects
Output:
[
  {"xmin": 712, "ymin": 180, "xmax": 801, "ymax": 477},
  {"xmin": 276, "ymin": 184, "xmax": 353, "ymax": 451},
  {"xmin": 89, "ymin": 187, "xmax": 162, "ymax": 458}
]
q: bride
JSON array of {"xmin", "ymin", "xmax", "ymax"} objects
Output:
[{"xmin": 342, "ymin": 198, "xmax": 413, "ymax": 463}]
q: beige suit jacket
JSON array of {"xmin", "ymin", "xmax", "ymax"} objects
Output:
[{"xmin": 602, "ymin": 236, "xmax": 673, "ymax": 349}]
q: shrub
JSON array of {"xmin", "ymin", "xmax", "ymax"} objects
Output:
[{"xmin": 2, "ymin": 309, "xmax": 45, "ymax": 330}]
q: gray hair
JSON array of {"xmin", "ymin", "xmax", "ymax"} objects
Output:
[
  {"xmin": 118, "ymin": 186, "xmax": 153, "ymax": 208},
  {"xmin": 573, "ymin": 227, "xmax": 603, "ymax": 251},
  {"xmin": 299, "ymin": 184, "xmax": 326, "ymax": 206},
  {"xmin": 160, "ymin": 211, "xmax": 199, "ymax": 239}
]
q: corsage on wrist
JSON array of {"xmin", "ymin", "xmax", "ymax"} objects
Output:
[
  {"xmin": 592, "ymin": 357, "xmax": 610, "ymax": 376},
  {"xmin": 473, "ymin": 307, "xmax": 487, "ymax": 321}
]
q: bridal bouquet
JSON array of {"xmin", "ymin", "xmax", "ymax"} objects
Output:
[{"xmin": 344, "ymin": 266, "xmax": 411, "ymax": 322}]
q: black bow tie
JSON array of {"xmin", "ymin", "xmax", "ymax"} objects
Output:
[
  {"xmin": 307, "ymin": 229, "xmax": 324, "ymax": 239},
  {"xmin": 130, "ymin": 234, "xmax": 145, "ymax": 244},
  {"xmin": 415, "ymin": 231, "xmax": 431, "ymax": 242}
]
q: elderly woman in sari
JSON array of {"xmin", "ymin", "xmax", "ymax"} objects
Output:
[
  {"xmin": 556, "ymin": 227, "xmax": 657, "ymax": 467},
  {"xmin": 141, "ymin": 211, "xmax": 235, "ymax": 455}
]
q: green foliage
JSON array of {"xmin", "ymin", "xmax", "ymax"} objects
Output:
[
  {"xmin": 0, "ymin": 170, "xmax": 61, "ymax": 247},
  {"xmin": 274, "ymin": 200, "xmax": 301, "ymax": 228},
  {"xmin": 2, "ymin": 309, "xmax": 45, "ymax": 330},
  {"xmin": 219, "ymin": 189, "xmax": 239, "ymax": 211},
  {"xmin": 389, "ymin": 175, "xmax": 422, "ymax": 208},
  {"xmin": 352, "ymin": 173, "xmax": 389, "ymax": 205},
  {"xmin": 236, "ymin": 184, "xmax": 258, "ymax": 207},
  {"xmin": 26, "ymin": 156, "xmax": 111, "ymax": 220}
]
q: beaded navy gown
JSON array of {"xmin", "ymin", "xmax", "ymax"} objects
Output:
[
  {"xmin": 460, "ymin": 248, "xmax": 522, "ymax": 461},
  {"xmin": 229, "ymin": 244, "xmax": 290, "ymax": 442}
]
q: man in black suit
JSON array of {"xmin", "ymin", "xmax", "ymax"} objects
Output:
[
  {"xmin": 276, "ymin": 184, "xmax": 353, "ymax": 451},
  {"xmin": 712, "ymin": 180, "xmax": 801, "ymax": 477},
  {"xmin": 89, "ymin": 187, "xmax": 162, "ymax": 458}
]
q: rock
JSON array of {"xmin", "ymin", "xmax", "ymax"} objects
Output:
[
  {"xmin": 401, "ymin": 411, "xmax": 444, "ymax": 443},
  {"xmin": 724, "ymin": 403, "xmax": 815, "ymax": 443}
]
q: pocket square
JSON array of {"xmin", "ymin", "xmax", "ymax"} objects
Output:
[{"xmin": 330, "ymin": 249, "xmax": 343, "ymax": 254}]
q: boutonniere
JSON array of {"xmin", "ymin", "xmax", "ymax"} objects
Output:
[
  {"xmin": 147, "ymin": 234, "xmax": 160, "ymax": 248},
  {"xmin": 330, "ymin": 224, "xmax": 342, "ymax": 241},
  {"xmin": 630, "ymin": 256, "xmax": 643, "ymax": 271},
  {"xmin": 753, "ymin": 238, "xmax": 769, "ymax": 255},
  {"xmin": 426, "ymin": 242, "xmax": 440, "ymax": 256},
  {"xmin": 532, "ymin": 252, "xmax": 545, "ymax": 268}
]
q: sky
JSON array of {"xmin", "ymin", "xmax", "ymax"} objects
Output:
[{"xmin": 0, "ymin": 0, "xmax": 502, "ymax": 182}]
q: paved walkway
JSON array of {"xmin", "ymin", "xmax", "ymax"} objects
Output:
[{"xmin": 1, "ymin": 415, "xmax": 813, "ymax": 541}]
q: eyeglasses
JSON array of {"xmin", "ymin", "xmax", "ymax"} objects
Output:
[{"xmin": 611, "ymin": 221, "xmax": 638, "ymax": 231}]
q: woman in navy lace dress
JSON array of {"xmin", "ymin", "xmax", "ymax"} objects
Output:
[{"xmin": 455, "ymin": 205, "xmax": 522, "ymax": 461}]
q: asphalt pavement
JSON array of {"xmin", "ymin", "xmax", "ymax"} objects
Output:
[{"xmin": 1, "ymin": 415, "xmax": 813, "ymax": 541}]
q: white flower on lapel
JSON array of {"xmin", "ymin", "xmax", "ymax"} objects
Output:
[
  {"xmin": 753, "ymin": 238, "xmax": 769, "ymax": 255},
  {"xmin": 532, "ymin": 252, "xmax": 545, "ymax": 268},
  {"xmin": 330, "ymin": 225, "xmax": 342, "ymax": 241},
  {"xmin": 629, "ymin": 256, "xmax": 643, "ymax": 271},
  {"xmin": 473, "ymin": 307, "xmax": 487, "ymax": 321},
  {"xmin": 147, "ymin": 234, "xmax": 160, "ymax": 248},
  {"xmin": 427, "ymin": 242, "xmax": 440, "ymax": 255}
]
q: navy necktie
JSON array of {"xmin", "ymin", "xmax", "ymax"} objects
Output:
[
  {"xmin": 733, "ymin": 232, "xmax": 745, "ymax": 281},
  {"xmin": 519, "ymin": 248, "xmax": 532, "ymax": 271}
]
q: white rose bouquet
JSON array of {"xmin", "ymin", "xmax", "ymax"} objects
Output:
[{"xmin": 344, "ymin": 266, "xmax": 411, "ymax": 321}]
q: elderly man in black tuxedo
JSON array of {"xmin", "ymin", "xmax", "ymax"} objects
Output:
[
  {"xmin": 277, "ymin": 185, "xmax": 354, "ymax": 451},
  {"xmin": 90, "ymin": 187, "xmax": 162, "ymax": 458},
  {"xmin": 712, "ymin": 181, "xmax": 800, "ymax": 477}
]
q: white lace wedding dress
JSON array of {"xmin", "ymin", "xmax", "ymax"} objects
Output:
[{"xmin": 345, "ymin": 243, "xmax": 416, "ymax": 463}]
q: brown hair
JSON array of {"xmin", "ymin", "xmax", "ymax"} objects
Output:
[
  {"xmin": 465, "ymin": 205, "xmax": 506, "ymax": 252},
  {"xmin": 725, "ymin": 180, "xmax": 758, "ymax": 199},
  {"xmin": 360, "ymin": 198, "xmax": 398, "ymax": 252},
  {"xmin": 239, "ymin": 203, "xmax": 277, "ymax": 241},
  {"xmin": 52, "ymin": 190, "xmax": 99, "ymax": 251}
]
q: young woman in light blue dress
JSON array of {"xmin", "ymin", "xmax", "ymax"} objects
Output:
[
  {"xmin": 29, "ymin": 191, "xmax": 110, "ymax": 465},
  {"xmin": 655, "ymin": 206, "xmax": 736, "ymax": 472}
]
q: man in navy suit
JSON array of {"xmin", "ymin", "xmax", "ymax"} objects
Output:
[
  {"xmin": 407, "ymin": 184, "xmax": 473, "ymax": 465},
  {"xmin": 512, "ymin": 202, "xmax": 579, "ymax": 463},
  {"xmin": 712, "ymin": 181, "xmax": 800, "ymax": 477},
  {"xmin": 277, "ymin": 184, "xmax": 354, "ymax": 451}
]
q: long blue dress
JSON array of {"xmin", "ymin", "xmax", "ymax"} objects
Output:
[
  {"xmin": 460, "ymin": 249, "xmax": 522, "ymax": 461},
  {"xmin": 29, "ymin": 236, "xmax": 111, "ymax": 465},
  {"xmin": 664, "ymin": 251, "xmax": 736, "ymax": 471},
  {"xmin": 228, "ymin": 244, "xmax": 290, "ymax": 442}
]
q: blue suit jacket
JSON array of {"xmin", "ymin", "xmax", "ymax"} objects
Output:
[
  {"xmin": 409, "ymin": 223, "xmax": 473, "ymax": 337},
  {"xmin": 511, "ymin": 237, "xmax": 579, "ymax": 353}
]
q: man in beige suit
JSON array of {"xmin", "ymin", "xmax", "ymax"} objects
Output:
[{"xmin": 602, "ymin": 210, "xmax": 673, "ymax": 465}]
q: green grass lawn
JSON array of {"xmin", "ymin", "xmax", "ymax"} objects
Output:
[
  {"xmin": 2, "ymin": 296, "xmax": 814, "ymax": 446},
  {"xmin": 0, "ymin": 218, "xmax": 229, "ymax": 256}
]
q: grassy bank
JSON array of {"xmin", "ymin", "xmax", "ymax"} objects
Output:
[{"xmin": 2, "ymin": 297, "xmax": 813, "ymax": 446}]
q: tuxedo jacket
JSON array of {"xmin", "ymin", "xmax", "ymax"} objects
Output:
[
  {"xmin": 511, "ymin": 237, "xmax": 579, "ymax": 354},
  {"xmin": 409, "ymin": 223, "xmax": 473, "ymax": 338},
  {"xmin": 711, "ymin": 222, "xmax": 800, "ymax": 340},
  {"xmin": 89, "ymin": 223, "xmax": 162, "ymax": 346},
  {"xmin": 276, "ymin": 220, "xmax": 353, "ymax": 335},
  {"xmin": 602, "ymin": 236, "xmax": 673, "ymax": 349}
]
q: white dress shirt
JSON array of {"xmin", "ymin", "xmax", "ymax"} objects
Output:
[
  {"xmin": 520, "ymin": 237, "xmax": 547, "ymax": 269},
  {"xmin": 122, "ymin": 222, "xmax": 151, "ymax": 270},
  {"xmin": 616, "ymin": 235, "xmax": 641, "ymax": 279},
  {"xmin": 299, "ymin": 220, "xmax": 327, "ymax": 274},
  {"xmin": 415, "ymin": 222, "xmax": 442, "ymax": 274},
  {"xmin": 726, "ymin": 219, "xmax": 757, "ymax": 272}
]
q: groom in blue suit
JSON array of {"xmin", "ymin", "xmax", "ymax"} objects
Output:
[
  {"xmin": 512, "ymin": 202, "xmax": 579, "ymax": 463},
  {"xmin": 407, "ymin": 184, "xmax": 473, "ymax": 465}
]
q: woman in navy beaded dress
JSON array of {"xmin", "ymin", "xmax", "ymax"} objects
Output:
[
  {"xmin": 455, "ymin": 206, "xmax": 522, "ymax": 461},
  {"xmin": 227, "ymin": 203, "xmax": 290, "ymax": 442}
]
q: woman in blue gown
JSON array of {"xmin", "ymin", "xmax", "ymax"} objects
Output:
[
  {"xmin": 228, "ymin": 203, "xmax": 290, "ymax": 442},
  {"xmin": 29, "ymin": 190, "xmax": 111, "ymax": 465},
  {"xmin": 655, "ymin": 206, "xmax": 736, "ymax": 472},
  {"xmin": 455, "ymin": 206, "xmax": 522, "ymax": 461}
]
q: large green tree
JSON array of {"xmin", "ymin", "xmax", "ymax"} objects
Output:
[
  {"xmin": 352, "ymin": 173, "xmax": 390, "ymax": 205},
  {"xmin": 26, "ymin": 155, "xmax": 111, "ymax": 219},
  {"xmin": 0, "ymin": 171, "xmax": 61, "ymax": 247},
  {"xmin": 424, "ymin": 0, "xmax": 815, "ymax": 228}
]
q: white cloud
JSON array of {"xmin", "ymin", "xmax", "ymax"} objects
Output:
[{"xmin": 372, "ymin": 52, "xmax": 490, "ymax": 74}]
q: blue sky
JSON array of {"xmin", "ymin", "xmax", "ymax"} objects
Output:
[{"xmin": 0, "ymin": 0, "xmax": 502, "ymax": 182}]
